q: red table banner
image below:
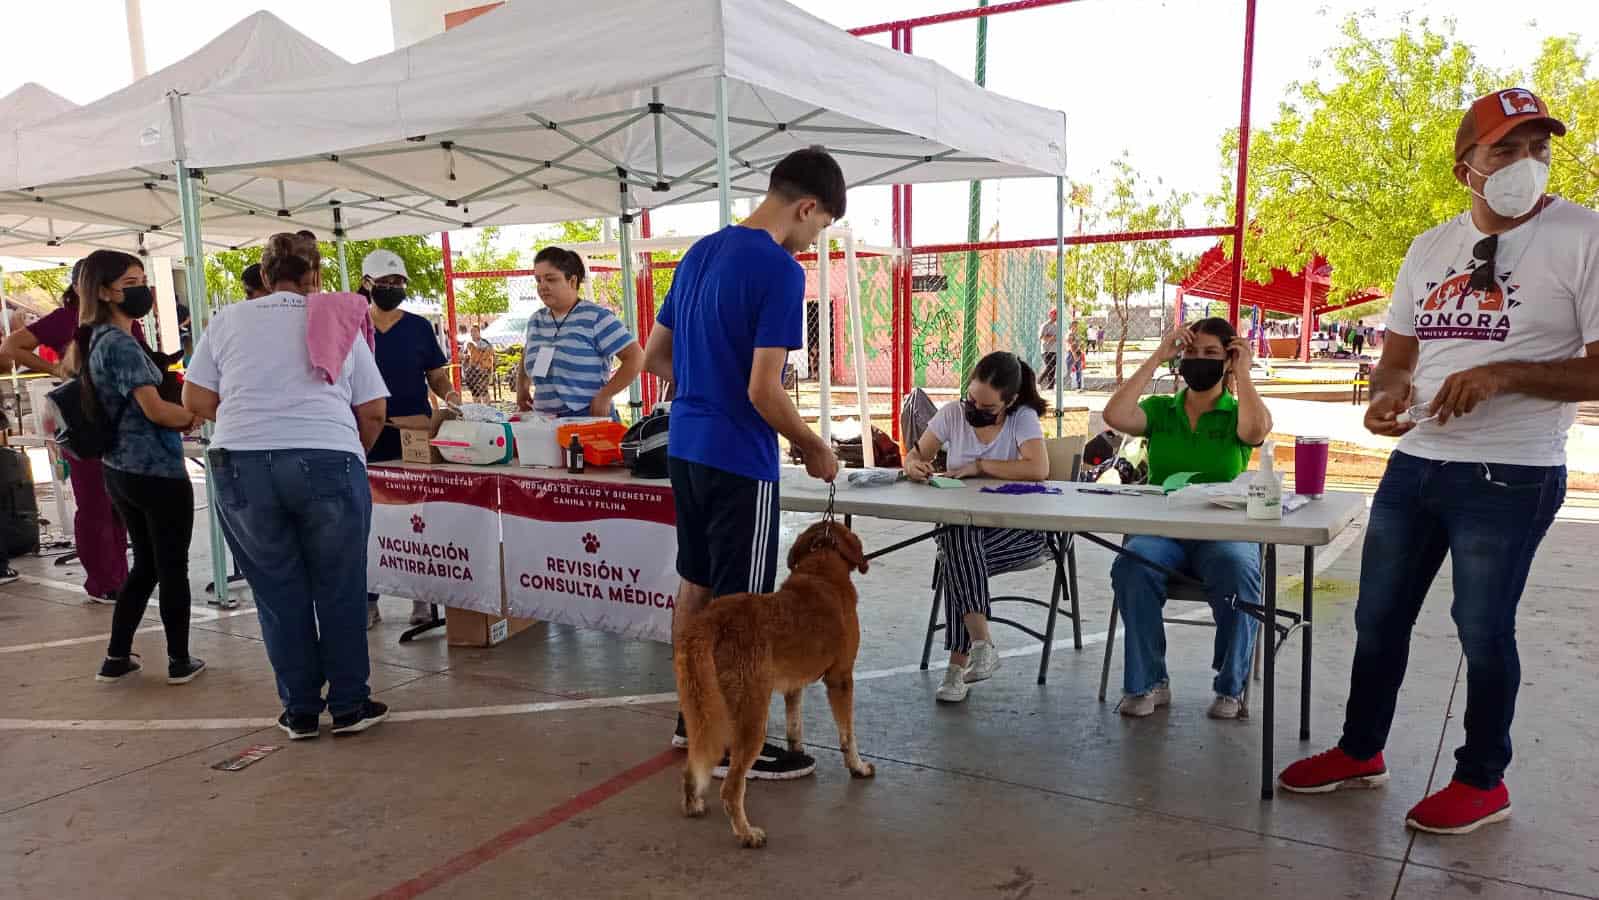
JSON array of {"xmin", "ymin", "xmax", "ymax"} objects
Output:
[{"xmin": 367, "ymin": 466, "xmax": 503, "ymax": 615}]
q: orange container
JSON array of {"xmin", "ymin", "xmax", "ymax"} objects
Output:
[{"xmin": 555, "ymin": 421, "xmax": 628, "ymax": 467}]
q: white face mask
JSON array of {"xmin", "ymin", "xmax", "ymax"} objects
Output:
[{"xmin": 1466, "ymin": 156, "xmax": 1550, "ymax": 219}]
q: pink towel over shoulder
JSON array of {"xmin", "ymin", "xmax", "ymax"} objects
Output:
[{"xmin": 305, "ymin": 292, "xmax": 376, "ymax": 384}]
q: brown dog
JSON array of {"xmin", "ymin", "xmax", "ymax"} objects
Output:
[{"xmin": 674, "ymin": 520, "xmax": 875, "ymax": 848}]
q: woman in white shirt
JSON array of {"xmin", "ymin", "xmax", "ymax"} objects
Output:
[
  {"xmin": 183, "ymin": 232, "xmax": 392, "ymax": 741},
  {"xmin": 902, "ymin": 351, "xmax": 1050, "ymax": 703}
]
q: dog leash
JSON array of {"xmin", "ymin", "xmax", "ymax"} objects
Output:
[{"xmin": 819, "ymin": 482, "xmax": 839, "ymax": 548}]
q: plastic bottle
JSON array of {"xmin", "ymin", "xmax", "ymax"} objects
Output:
[
  {"xmin": 567, "ymin": 434, "xmax": 585, "ymax": 474},
  {"xmin": 1247, "ymin": 439, "xmax": 1282, "ymax": 520}
]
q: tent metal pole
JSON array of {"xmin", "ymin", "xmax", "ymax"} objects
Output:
[
  {"xmin": 1054, "ymin": 176, "xmax": 1066, "ymax": 436},
  {"xmin": 442, "ymin": 231, "xmax": 460, "ymax": 392},
  {"xmin": 843, "ymin": 231, "xmax": 874, "ymax": 467},
  {"xmin": 334, "ymin": 206, "xmax": 350, "ymax": 291},
  {"xmin": 817, "ymin": 227, "xmax": 832, "ymax": 445},
  {"xmin": 714, "ymin": 76, "xmax": 732, "ymax": 228},
  {"xmin": 617, "ymin": 186, "xmax": 641, "ymax": 421},
  {"xmin": 169, "ymin": 91, "xmax": 234, "ymax": 609},
  {"xmin": 0, "ymin": 266, "xmax": 17, "ymax": 427}
]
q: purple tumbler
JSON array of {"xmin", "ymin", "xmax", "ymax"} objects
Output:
[{"xmin": 1295, "ymin": 436, "xmax": 1329, "ymax": 499}]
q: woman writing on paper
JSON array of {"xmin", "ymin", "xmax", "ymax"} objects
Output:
[
  {"xmin": 901, "ymin": 351, "xmax": 1049, "ymax": 704},
  {"xmin": 1100, "ymin": 317, "xmax": 1272, "ymax": 721}
]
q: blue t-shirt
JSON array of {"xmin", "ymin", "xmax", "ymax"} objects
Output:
[
  {"xmin": 86, "ymin": 324, "xmax": 185, "ymax": 479},
  {"xmin": 521, "ymin": 302, "xmax": 633, "ymax": 415},
  {"xmin": 374, "ymin": 312, "xmax": 448, "ymax": 419},
  {"xmin": 657, "ymin": 226, "xmax": 804, "ymax": 482}
]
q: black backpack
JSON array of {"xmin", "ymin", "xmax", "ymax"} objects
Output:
[
  {"xmin": 622, "ymin": 407, "xmax": 670, "ymax": 479},
  {"xmin": 45, "ymin": 330, "xmax": 126, "ymax": 461}
]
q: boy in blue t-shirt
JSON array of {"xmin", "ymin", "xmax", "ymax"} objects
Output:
[{"xmin": 645, "ymin": 147, "xmax": 845, "ymax": 780}]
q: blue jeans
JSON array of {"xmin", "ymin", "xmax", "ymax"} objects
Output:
[
  {"xmin": 1112, "ymin": 537, "xmax": 1262, "ymax": 698},
  {"xmin": 1339, "ymin": 451, "xmax": 1564, "ymax": 789},
  {"xmin": 209, "ymin": 449, "xmax": 374, "ymax": 717}
]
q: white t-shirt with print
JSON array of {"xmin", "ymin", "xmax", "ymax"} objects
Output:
[
  {"xmin": 185, "ymin": 291, "xmax": 390, "ymax": 460},
  {"xmin": 928, "ymin": 402, "xmax": 1045, "ymax": 471},
  {"xmin": 1386, "ymin": 198, "xmax": 1599, "ymax": 466}
]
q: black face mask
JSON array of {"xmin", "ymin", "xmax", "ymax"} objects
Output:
[
  {"xmin": 1179, "ymin": 357, "xmax": 1227, "ymax": 393},
  {"xmin": 117, "ymin": 285, "xmax": 155, "ymax": 319},
  {"xmin": 371, "ymin": 285, "xmax": 406, "ymax": 311},
  {"xmin": 963, "ymin": 399, "xmax": 1001, "ymax": 429}
]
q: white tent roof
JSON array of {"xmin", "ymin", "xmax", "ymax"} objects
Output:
[
  {"xmin": 176, "ymin": 0, "xmax": 1067, "ymax": 225},
  {"xmin": 0, "ymin": 14, "xmax": 504, "ymax": 254}
]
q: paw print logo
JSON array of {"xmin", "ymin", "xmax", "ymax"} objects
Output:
[
  {"xmin": 582, "ymin": 533, "xmax": 601, "ymax": 554},
  {"xmin": 410, "ymin": 514, "xmax": 426, "ymax": 534}
]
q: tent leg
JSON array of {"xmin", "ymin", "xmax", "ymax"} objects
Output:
[
  {"xmin": 334, "ymin": 206, "xmax": 350, "ymax": 292},
  {"xmin": 617, "ymin": 188, "xmax": 641, "ymax": 422},
  {"xmin": 714, "ymin": 76, "xmax": 732, "ymax": 229},
  {"xmin": 817, "ymin": 227, "xmax": 832, "ymax": 447},
  {"xmin": 843, "ymin": 231, "xmax": 873, "ymax": 467},
  {"xmin": 442, "ymin": 232, "xmax": 460, "ymax": 392},
  {"xmin": 1054, "ymin": 175, "xmax": 1066, "ymax": 436},
  {"xmin": 175, "ymin": 159, "xmax": 236, "ymax": 610}
]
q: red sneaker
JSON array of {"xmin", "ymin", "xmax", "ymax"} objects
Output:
[
  {"xmin": 1278, "ymin": 747, "xmax": 1390, "ymax": 793},
  {"xmin": 1405, "ymin": 780, "xmax": 1511, "ymax": 835}
]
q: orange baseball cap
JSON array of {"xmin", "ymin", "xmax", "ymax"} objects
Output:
[{"xmin": 1455, "ymin": 88, "xmax": 1566, "ymax": 160}]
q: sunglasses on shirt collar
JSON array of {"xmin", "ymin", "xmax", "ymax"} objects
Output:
[{"xmin": 1469, "ymin": 235, "xmax": 1498, "ymax": 294}]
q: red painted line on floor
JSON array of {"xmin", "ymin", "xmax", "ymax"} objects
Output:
[{"xmin": 371, "ymin": 748, "xmax": 679, "ymax": 900}]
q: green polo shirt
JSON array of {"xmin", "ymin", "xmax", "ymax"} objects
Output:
[{"xmin": 1138, "ymin": 390, "xmax": 1254, "ymax": 488}]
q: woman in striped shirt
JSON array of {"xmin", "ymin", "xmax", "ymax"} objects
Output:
[{"xmin": 515, "ymin": 247, "xmax": 644, "ymax": 420}]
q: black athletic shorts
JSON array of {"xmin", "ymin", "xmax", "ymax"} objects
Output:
[{"xmin": 668, "ymin": 457, "xmax": 780, "ymax": 598}]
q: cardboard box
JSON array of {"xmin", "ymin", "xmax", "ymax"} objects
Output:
[
  {"xmin": 445, "ymin": 608, "xmax": 537, "ymax": 648},
  {"xmin": 390, "ymin": 408, "xmax": 457, "ymax": 465}
]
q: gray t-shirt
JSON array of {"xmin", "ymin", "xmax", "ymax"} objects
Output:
[
  {"xmin": 928, "ymin": 401, "xmax": 1044, "ymax": 471},
  {"xmin": 87, "ymin": 324, "xmax": 185, "ymax": 479}
]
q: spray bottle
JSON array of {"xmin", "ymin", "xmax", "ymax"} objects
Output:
[{"xmin": 1247, "ymin": 440, "xmax": 1282, "ymax": 520}]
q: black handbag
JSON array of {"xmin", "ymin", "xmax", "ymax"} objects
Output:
[{"xmin": 45, "ymin": 330, "xmax": 126, "ymax": 461}]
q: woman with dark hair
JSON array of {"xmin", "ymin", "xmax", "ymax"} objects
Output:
[
  {"xmin": 0, "ymin": 261, "xmax": 132, "ymax": 603},
  {"xmin": 902, "ymin": 351, "xmax": 1050, "ymax": 703},
  {"xmin": 70, "ymin": 250, "xmax": 205, "ymax": 685},
  {"xmin": 516, "ymin": 245, "xmax": 644, "ymax": 420},
  {"xmin": 184, "ymin": 232, "xmax": 390, "ymax": 738},
  {"xmin": 1102, "ymin": 317, "xmax": 1273, "ymax": 720}
]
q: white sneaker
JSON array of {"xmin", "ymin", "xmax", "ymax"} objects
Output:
[
  {"xmin": 1207, "ymin": 694, "xmax": 1248, "ymax": 720},
  {"xmin": 409, "ymin": 601, "xmax": 433, "ymax": 626},
  {"xmin": 935, "ymin": 664, "xmax": 970, "ymax": 703},
  {"xmin": 1118, "ymin": 683, "xmax": 1172, "ymax": 718},
  {"xmin": 964, "ymin": 640, "xmax": 1001, "ymax": 683},
  {"xmin": 367, "ymin": 603, "xmax": 381, "ymax": 631}
]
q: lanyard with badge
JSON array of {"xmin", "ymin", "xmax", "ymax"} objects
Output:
[{"xmin": 530, "ymin": 302, "xmax": 582, "ymax": 378}]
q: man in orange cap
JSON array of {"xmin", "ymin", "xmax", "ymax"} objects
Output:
[{"xmin": 1278, "ymin": 89, "xmax": 1599, "ymax": 834}]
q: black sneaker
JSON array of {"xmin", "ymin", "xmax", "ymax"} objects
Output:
[
  {"xmin": 95, "ymin": 654, "xmax": 142, "ymax": 683},
  {"xmin": 672, "ymin": 713, "xmax": 688, "ymax": 749},
  {"xmin": 331, "ymin": 701, "xmax": 389, "ymax": 736},
  {"xmin": 168, "ymin": 656, "xmax": 207, "ymax": 685},
  {"xmin": 713, "ymin": 742, "xmax": 816, "ymax": 781},
  {"xmin": 0, "ymin": 567, "xmax": 19, "ymax": 586},
  {"xmin": 277, "ymin": 711, "xmax": 321, "ymax": 741}
]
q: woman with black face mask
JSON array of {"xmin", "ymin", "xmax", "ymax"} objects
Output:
[
  {"xmin": 1101, "ymin": 317, "xmax": 1273, "ymax": 722},
  {"xmin": 902, "ymin": 351, "xmax": 1050, "ymax": 704},
  {"xmin": 69, "ymin": 250, "xmax": 205, "ymax": 686}
]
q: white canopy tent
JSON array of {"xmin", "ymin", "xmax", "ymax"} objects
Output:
[{"xmin": 3, "ymin": 0, "xmax": 1075, "ymax": 601}]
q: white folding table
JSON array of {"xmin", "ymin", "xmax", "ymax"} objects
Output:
[{"xmin": 779, "ymin": 473, "xmax": 1365, "ymax": 799}]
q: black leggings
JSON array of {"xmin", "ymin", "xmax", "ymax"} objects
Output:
[{"xmin": 104, "ymin": 467, "xmax": 195, "ymax": 661}]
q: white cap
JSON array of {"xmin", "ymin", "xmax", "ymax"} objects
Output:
[{"xmin": 361, "ymin": 249, "xmax": 408, "ymax": 281}]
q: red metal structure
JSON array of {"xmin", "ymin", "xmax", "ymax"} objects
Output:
[
  {"xmin": 1177, "ymin": 242, "xmax": 1384, "ymax": 361},
  {"xmin": 441, "ymin": 0, "xmax": 1264, "ymax": 437}
]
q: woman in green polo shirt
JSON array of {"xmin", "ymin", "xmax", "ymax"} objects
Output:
[{"xmin": 1101, "ymin": 317, "xmax": 1273, "ymax": 720}]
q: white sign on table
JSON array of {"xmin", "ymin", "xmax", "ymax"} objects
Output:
[
  {"xmin": 501, "ymin": 475, "xmax": 677, "ymax": 643},
  {"xmin": 367, "ymin": 466, "xmax": 503, "ymax": 615}
]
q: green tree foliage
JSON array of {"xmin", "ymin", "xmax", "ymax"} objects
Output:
[
  {"xmin": 455, "ymin": 227, "xmax": 521, "ymax": 319},
  {"xmin": 1216, "ymin": 15, "xmax": 1599, "ymax": 306},
  {"xmin": 1066, "ymin": 156, "xmax": 1191, "ymax": 382},
  {"xmin": 204, "ymin": 235, "xmax": 443, "ymax": 304}
]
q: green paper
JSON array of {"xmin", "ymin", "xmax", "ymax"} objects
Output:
[
  {"xmin": 929, "ymin": 476, "xmax": 966, "ymax": 489},
  {"xmin": 1161, "ymin": 471, "xmax": 1201, "ymax": 493}
]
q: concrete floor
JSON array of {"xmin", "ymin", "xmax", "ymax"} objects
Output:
[{"xmin": 3, "ymin": 479, "xmax": 1598, "ymax": 899}]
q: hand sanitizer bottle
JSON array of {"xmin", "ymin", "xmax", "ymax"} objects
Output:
[{"xmin": 1247, "ymin": 440, "xmax": 1283, "ymax": 520}]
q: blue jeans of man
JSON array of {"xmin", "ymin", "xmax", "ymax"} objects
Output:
[
  {"xmin": 1338, "ymin": 451, "xmax": 1564, "ymax": 789},
  {"xmin": 1112, "ymin": 537, "xmax": 1262, "ymax": 698},
  {"xmin": 209, "ymin": 448, "xmax": 374, "ymax": 717}
]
